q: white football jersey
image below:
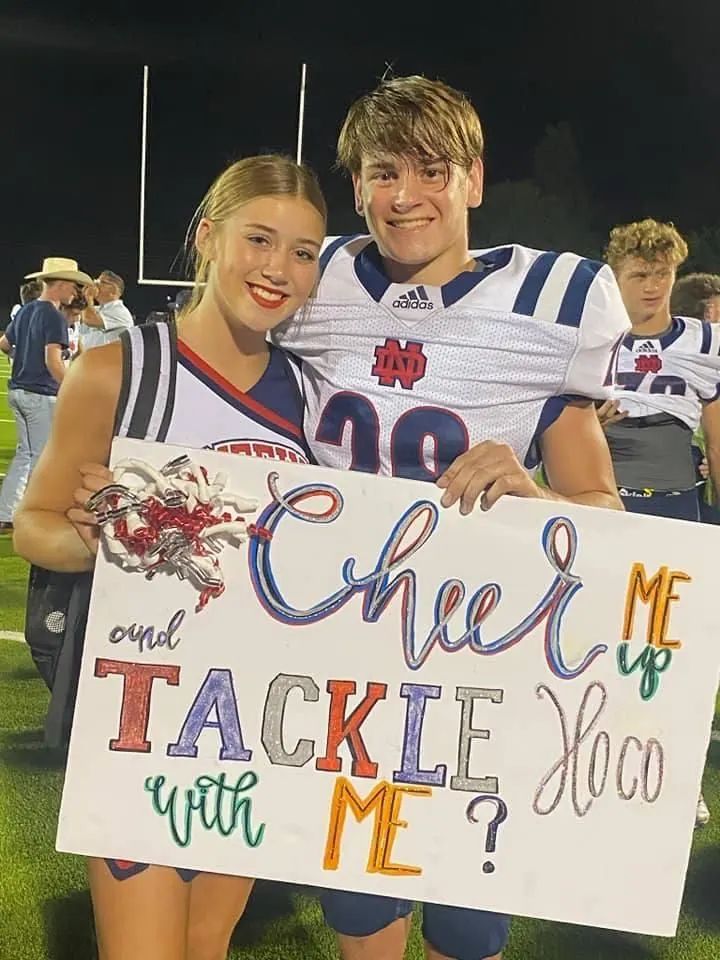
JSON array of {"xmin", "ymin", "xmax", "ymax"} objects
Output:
[
  {"xmin": 273, "ymin": 236, "xmax": 629, "ymax": 479},
  {"xmin": 614, "ymin": 316, "xmax": 720, "ymax": 430}
]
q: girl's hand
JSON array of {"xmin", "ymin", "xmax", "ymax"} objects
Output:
[{"xmin": 66, "ymin": 462, "xmax": 114, "ymax": 557}]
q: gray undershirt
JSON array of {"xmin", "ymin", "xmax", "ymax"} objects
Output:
[{"xmin": 605, "ymin": 416, "xmax": 696, "ymax": 491}]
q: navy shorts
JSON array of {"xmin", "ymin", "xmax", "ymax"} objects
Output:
[
  {"xmin": 105, "ymin": 858, "xmax": 199, "ymax": 883},
  {"xmin": 700, "ymin": 500, "xmax": 720, "ymax": 525},
  {"xmin": 320, "ymin": 889, "xmax": 510, "ymax": 959},
  {"xmin": 619, "ymin": 487, "xmax": 700, "ymax": 522}
]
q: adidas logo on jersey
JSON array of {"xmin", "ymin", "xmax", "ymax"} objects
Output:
[
  {"xmin": 636, "ymin": 341, "xmax": 658, "ymax": 353},
  {"xmin": 392, "ymin": 286, "xmax": 434, "ymax": 310}
]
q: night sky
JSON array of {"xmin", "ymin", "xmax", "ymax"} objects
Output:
[{"xmin": 2, "ymin": 1, "xmax": 719, "ymax": 319}]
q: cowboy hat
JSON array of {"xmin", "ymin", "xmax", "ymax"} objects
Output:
[{"xmin": 25, "ymin": 257, "xmax": 93, "ymax": 285}]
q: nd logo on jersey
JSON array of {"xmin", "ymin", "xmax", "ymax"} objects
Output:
[
  {"xmin": 371, "ymin": 338, "xmax": 428, "ymax": 390},
  {"xmin": 634, "ymin": 355, "xmax": 662, "ymax": 374}
]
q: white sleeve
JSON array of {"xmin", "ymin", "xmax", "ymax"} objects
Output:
[
  {"xmin": 675, "ymin": 320, "xmax": 720, "ymax": 403},
  {"xmin": 270, "ymin": 312, "xmax": 302, "ymax": 350},
  {"xmin": 697, "ymin": 322, "xmax": 720, "ymax": 401},
  {"xmin": 562, "ymin": 262, "xmax": 630, "ymax": 398},
  {"xmin": 99, "ymin": 301, "xmax": 134, "ymax": 332}
]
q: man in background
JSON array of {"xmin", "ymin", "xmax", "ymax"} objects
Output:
[
  {"xmin": 77, "ymin": 269, "xmax": 133, "ymax": 350},
  {"xmin": 0, "ymin": 257, "xmax": 92, "ymax": 531}
]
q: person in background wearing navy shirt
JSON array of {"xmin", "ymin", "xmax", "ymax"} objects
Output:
[{"xmin": 0, "ymin": 257, "xmax": 93, "ymax": 532}]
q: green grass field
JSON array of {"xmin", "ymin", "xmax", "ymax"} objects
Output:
[{"xmin": 1, "ymin": 353, "xmax": 719, "ymax": 959}]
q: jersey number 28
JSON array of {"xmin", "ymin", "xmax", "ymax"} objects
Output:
[{"xmin": 315, "ymin": 391, "xmax": 469, "ymax": 480}]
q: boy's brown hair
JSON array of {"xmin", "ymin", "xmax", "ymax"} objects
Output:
[
  {"xmin": 337, "ymin": 75, "xmax": 484, "ymax": 175},
  {"xmin": 671, "ymin": 273, "xmax": 720, "ymax": 319}
]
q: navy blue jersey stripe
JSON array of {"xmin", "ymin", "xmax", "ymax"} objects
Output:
[
  {"xmin": 354, "ymin": 241, "xmax": 514, "ymax": 308},
  {"xmin": 274, "ymin": 352, "xmax": 314, "ymax": 461},
  {"xmin": 283, "ymin": 353, "xmax": 315, "ymax": 461},
  {"xmin": 441, "ymin": 247, "xmax": 514, "ymax": 308},
  {"xmin": 512, "ymin": 252, "xmax": 559, "ymax": 315},
  {"xmin": 701, "ymin": 321, "xmax": 712, "ymax": 355},
  {"xmin": 604, "ymin": 335, "xmax": 624, "ymax": 386},
  {"xmin": 157, "ymin": 320, "xmax": 178, "ymax": 442},
  {"xmin": 523, "ymin": 393, "xmax": 585, "ymax": 469},
  {"xmin": 354, "ymin": 242, "xmax": 393, "ymax": 302},
  {"xmin": 556, "ymin": 259, "xmax": 604, "ymax": 328},
  {"xmin": 659, "ymin": 317, "xmax": 686, "ymax": 348},
  {"xmin": 702, "ymin": 383, "xmax": 720, "ymax": 404}
]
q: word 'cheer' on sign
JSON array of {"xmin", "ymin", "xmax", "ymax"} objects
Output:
[{"xmin": 57, "ymin": 438, "xmax": 720, "ymax": 938}]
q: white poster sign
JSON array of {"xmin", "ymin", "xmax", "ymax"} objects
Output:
[{"xmin": 57, "ymin": 437, "xmax": 720, "ymax": 936}]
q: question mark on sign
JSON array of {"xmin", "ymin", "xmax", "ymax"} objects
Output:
[{"xmin": 466, "ymin": 795, "xmax": 508, "ymax": 874}]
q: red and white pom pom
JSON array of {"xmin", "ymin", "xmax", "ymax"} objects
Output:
[{"xmin": 86, "ymin": 454, "xmax": 265, "ymax": 612}]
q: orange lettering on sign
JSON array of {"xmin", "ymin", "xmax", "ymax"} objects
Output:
[
  {"xmin": 622, "ymin": 563, "xmax": 691, "ymax": 650},
  {"xmin": 323, "ymin": 777, "xmax": 431, "ymax": 876}
]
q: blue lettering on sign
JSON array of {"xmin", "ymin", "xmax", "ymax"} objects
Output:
[{"xmin": 248, "ymin": 475, "xmax": 606, "ymax": 679}]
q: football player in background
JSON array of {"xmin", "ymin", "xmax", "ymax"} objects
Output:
[
  {"xmin": 602, "ymin": 219, "xmax": 720, "ymax": 829},
  {"xmin": 274, "ymin": 75, "xmax": 629, "ymax": 960},
  {"xmin": 602, "ymin": 220, "xmax": 720, "ymax": 521}
]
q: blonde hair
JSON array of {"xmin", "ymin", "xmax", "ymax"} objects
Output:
[
  {"xmin": 336, "ymin": 75, "xmax": 484, "ymax": 175},
  {"xmin": 605, "ymin": 218, "xmax": 689, "ymax": 274},
  {"xmin": 183, "ymin": 154, "xmax": 327, "ymax": 314}
]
